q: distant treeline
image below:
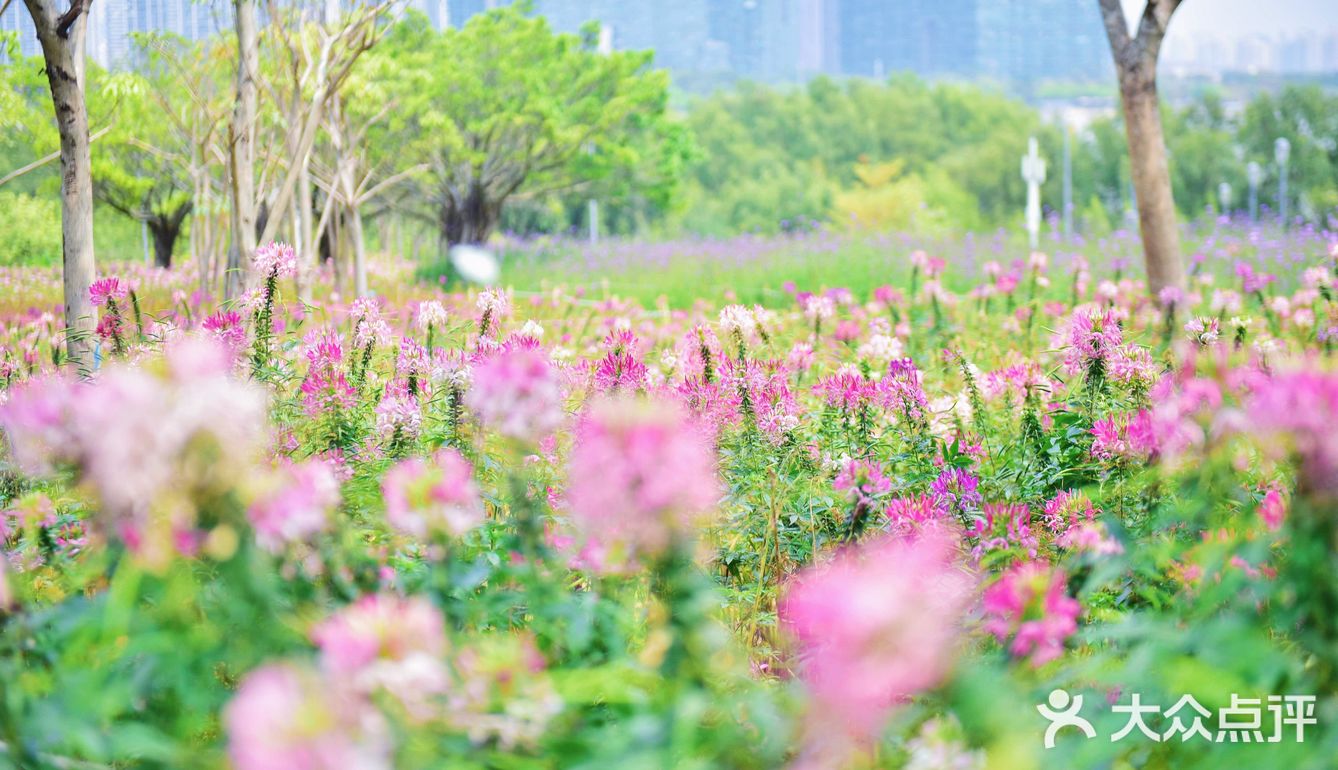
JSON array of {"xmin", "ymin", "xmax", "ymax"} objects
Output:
[{"xmin": 2, "ymin": 9, "xmax": 1337, "ymax": 269}]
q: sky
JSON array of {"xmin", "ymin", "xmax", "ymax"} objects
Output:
[{"xmin": 1120, "ymin": 0, "xmax": 1337, "ymax": 40}]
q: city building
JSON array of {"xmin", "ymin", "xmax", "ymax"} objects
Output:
[{"xmin": 4, "ymin": 0, "xmax": 1335, "ymax": 87}]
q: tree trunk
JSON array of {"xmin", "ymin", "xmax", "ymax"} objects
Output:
[
  {"xmin": 147, "ymin": 206, "xmax": 190, "ymax": 269},
  {"xmin": 225, "ymin": 0, "xmax": 259, "ymax": 300},
  {"xmin": 440, "ymin": 182, "xmax": 501, "ymax": 247},
  {"xmin": 1118, "ymin": 77, "xmax": 1184, "ymax": 296},
  {"xmin": 1098, "ymin": 0, "xmax": 1186, "ymax": 297},
  {"xmin": 296, "ymin": 162, "xmax": 315, "ymax": 304},
  {"xmin": 25, "ymin": 0, "xmax": 96, "ymax": 372}
]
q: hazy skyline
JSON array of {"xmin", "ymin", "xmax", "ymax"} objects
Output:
[{"xmin": 1121, "ymin": 0, "xmax": 1336, "ymax": 40}]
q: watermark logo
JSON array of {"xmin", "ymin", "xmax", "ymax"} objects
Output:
[{"xmin": 1037, "ymin": 689, "xmax": 1316, "ymax": 748}]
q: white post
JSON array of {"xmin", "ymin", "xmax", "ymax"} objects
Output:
[
  {"xmin": 588, "ymin": 199, "xmax": 599, "ymax": 244},
  {"xmin": 1021, "ymin": 136, "xmax": 1047, "ymax": 250}
]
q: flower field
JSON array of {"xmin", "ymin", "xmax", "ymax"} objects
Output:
[{"xmin": 2, "ymin": 229, "xmax": 1338, "ymax": 769}]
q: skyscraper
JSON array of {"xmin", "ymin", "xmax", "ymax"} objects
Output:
[
  {"xmin": 1, "ymin": 5, "xmax": 43, "ymax": 58},
  {"xmin": 839, "ymin": 0, "xmax": 980, "ymax": 78},
  {"xmin": 977, "ymin": 0, "xmax": 1110, "ymax": 86}
]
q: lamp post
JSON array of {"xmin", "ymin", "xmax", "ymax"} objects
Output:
[
  {"xmin": 1246, "ymin": 161, "xmax": 1262, "ymax": 223},
  {"xmin": 1274, "ymin": 137, "xmax": 1291, "ymax": 228},
  {"xmin": 1217, "ymin": 182, "xmax": 1232, "ymax": 216},
  {"xmin": 1062, "ymin": 124, "xmax": 1073, "ymax": 238},
  {"xmin": 1020, "ymin": 137, "xmax": 1046, "ymax": 250}
]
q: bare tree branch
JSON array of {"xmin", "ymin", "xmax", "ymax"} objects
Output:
[{"xmin": 0, "ymin": 124, "xmax": 111, "ymax": 187}]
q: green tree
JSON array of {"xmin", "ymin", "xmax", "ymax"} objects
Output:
[
  {"xmin": 91, "ymin": 46, "xmax": 194, "ymax": 268},
  {"xmin": 385, "ymin": 8, "xmax": 683, "ymax": 249},
  {"xmin": 1238, "ymin": 86, "xmax": 1338, "ymax": 218}
]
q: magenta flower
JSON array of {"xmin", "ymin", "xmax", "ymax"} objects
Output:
[
  {"xmin": 89, "ymin": 276, "xmax": 129, "ymax": 306},
  {"xmin": 248, "ymin": 459, "xmax": 340, "ymax": 553},
  {"xmin": 465, "ymin": 347, "xmax": 564, "ymax": 441},
  {"xmin": 203, "ymin": 311, "xmax": 247, "ymax": 354},
  {"xmin": 593, "ymin": 350, "xmax": 649, "ymax": 393},
  {"xmin": 982, "ymin": 561, "xmax": 1081, "ymax": 667},
  {"xmin": 225, "ymin": 662, "xmax": 390, "ymax": 770},
  {"xmin": 930, "ymin": 467, "xmax": 982, "ymax": 512},
  {"xmin": 969, "ymin": 502, "xmax": 1037, "ymax": 559},
  {"xmin": 1062, "ymin": 307, "xmax": 1124, "ymax": 376},
  {"xmin": 565, "ymin": 397, "xmax": 719, "ymax": 566},
  {"xmin": 814, "ymin": 370, "xmax": 874, "ymax": 413},
  {"xmin": 877, "ymin": 358, "xmax": 929, "ymax": 423},
  {"xmin": 780, "ymin": 530, "xmax": 975, "ymax": 741},
  {"xmin": 1258, "ymin": 485, "xmax": 1286, "ymax": 532},
  {"xmin": 1042, "ymin": 490, "xmax": 1097, "ymax": 535},
  {"xmin": 382, "ymin": 448, "xmax": 485, "ymax": 539},
  {"xmin": 883, "ymin": 494, "xmax": 952, "ymax": 536}
]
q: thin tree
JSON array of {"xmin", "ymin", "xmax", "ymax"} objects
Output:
[
  {"xmin": 19, "ymin": 0, "xmax": 97, "ymax": 370},
  {"xmin": 225, "ymin": 0, "xmax": 260, "ymax": 300},
  {"xmin": 1098, "ymin": 0, "xmax": 1187, "ymax": 296}
]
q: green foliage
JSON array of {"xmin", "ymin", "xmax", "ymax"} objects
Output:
[
  {"xmin": 381, "ymin": 8, "xmax": 688, "ymax": 246},
  {"xmin": 0, "ymin": 192, "xmax": 62, "ymax": 266}
]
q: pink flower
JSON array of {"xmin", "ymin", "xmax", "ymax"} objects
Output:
[
  {"xmin": 254, "ymin": 242, "xmax": 298, "ymax": 278},
  {"xmin": 565, "ymin": 397, "xmax": 719, "ymax": 566},
  {"xmin": 1258, "ymin": 486, "xmax": 1286, "ymax": 532},
  {"xmin": 780, "ymin": 530, "xmax": 975, "ymax": 741},
  {"xmin": 465, "ymin": 347, "xmax": 564, "ymax": 441},
  {"xmin": 593, "ymin": 350, "xmax": 649, "ymax": 393},
  {"xmin": 1090, "ymin": 415, "xmax": 1132, "ymax": 460},
  {"xmin": 312, "ymin": 593, "xmax": 447, "ymax": 677},
  {"xmin": 0, "ymin": 336, "xmax": 267, "ymax": 569},
  {"xmin": 1042, "ymin": 490, "xmax": 1097, "ymax": 535},
  {"xmin": 1062, "ymin": 308, "xmax": 1124, "ymax": 376},
  {"xmin": 225, "ymin": 663, "xmax": 390, "ymax": 770},
  {"xmin": 203, "ymin": 311, "xmax": 247, "ymax": 353},
  {"xmin": 930, "ymin": 467, "xmax": 981, "ymax": 511},
  {"xmin": 787, "ymin": 342, "xmax": 815, "ymax": 373},
  {"xmin": 969, "ymin": 502, "xmax": 1036, "ymax": 559},
  {"xmin": 814, "ymin": 370, "xmax": 874, "ymax": 413},
  {"xmin": 877, "ymin": 358, "xmax": 929, "ymax": 423},
  {"xmin": 883, "ymin": 494, "xmax": 952, "ymax": 536},
  {"xmin": 374, "ymin": 384, "xmax": 421, "ymax": 445},
  {"xmin": 89, "ymin": 276, "xmax": 129, "ymax": 306},
  {"xmin": 248, "ymin": 460, "xmax": 340, "ymax": 552},
  {"xmin": 982, "ymin": 562, "xmax": 1080, "ymax": 667},
  {"xmin": 1245, "ymin": 368, "xmax": 1338, "ymax": 494},
  {"xmin": 416, "ymin": 300, "xmax": 448, "ymax": 332},
  {"xmin": 833, "ymin": 459, "xmax": 891, "ymax": 501},
  {"xmin": 1056, "ymin": 521, "xmax": 1123, "ymax": 555},
  {"xmin": 382, "ymin": 448, "xmax": 485, "ymax": 539}
]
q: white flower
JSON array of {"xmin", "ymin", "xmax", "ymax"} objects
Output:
[
  {"xmin": 476, "ymin": 289, "xmax": 509, "ymax": 317},
  {"xmin": 519, "ymin": 320, "xmax": 545, "ymax": 339},
  {"xmin": 417, "ymin": 300, "xmax": 448, "ymax": 331},
  {"xmin": 718, "ymin": 305, "xmax": 757, "ymax": 337},
  {"xmin": 857, "ymin": 333, "xmax": 904, "ymax": 364}
]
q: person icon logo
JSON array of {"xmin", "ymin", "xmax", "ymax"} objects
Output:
[{"xmin": 1037, "ymin": 688, "xmax": 1097, "ymax": 748}]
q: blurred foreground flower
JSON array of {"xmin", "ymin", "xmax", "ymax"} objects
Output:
[
  {"xmin": 225, "ymin": 662, "xmax": 391, "ymax": 770},
  {"xmin": 0, "ymin": 336, "xmax": 267, "ymax": 569},
  {"xmin": 982, "ymin": 561, "xmax": 1080, "ymax": 667},
  {"xmin": 382, "ymin": 448, "xmax": 485, "ymax": 539},
  {"xmin": 780, "ymin": 530, "xmax": 974, "ymax": 743},
  {"xmin": 466, "ymin": 347, "xmax": 564, "ymax": 441},
  {"xmin": 565, "ymin": 396, "xmax": 719, "ymax": 568}
]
